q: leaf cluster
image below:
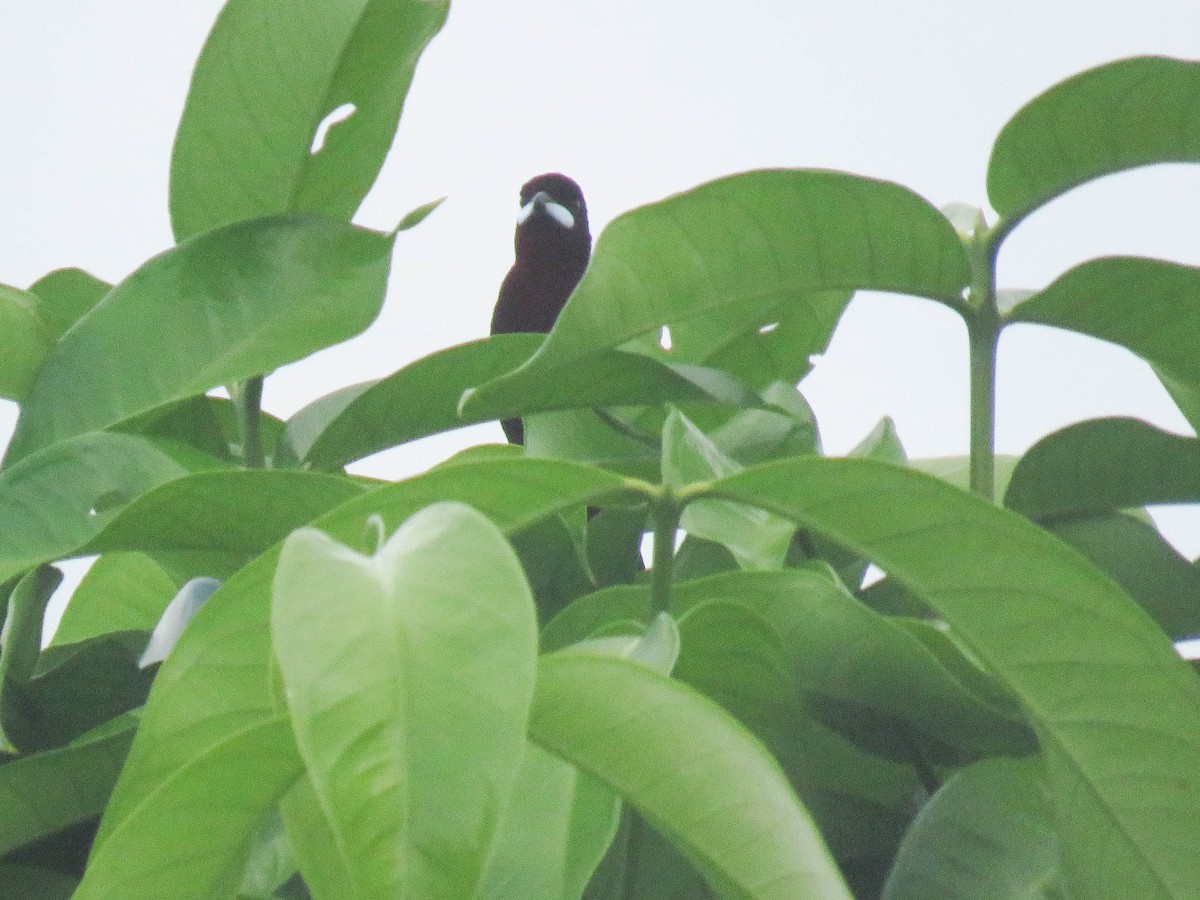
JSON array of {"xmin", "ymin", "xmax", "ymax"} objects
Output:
[{"xmin": 0, "ymin": 4, "xmax": 1198, "ymax": 899}]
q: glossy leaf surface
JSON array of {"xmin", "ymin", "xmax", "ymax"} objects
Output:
[
  {"xmin": 465, "ymin": 169, "xmax": 968, "ymax": 419},
  {"xmin": 989, "ymin": 57, "xmax": 1200, "ymax": 222},
  {"xmin": 7, "ymin": 216, "xmax": 394, "ymax": 464},
  {"xmin": 271, "ymin": 504, "xmax": 537, "ymax": 897},
  {"xmin": 170, "ymin": 0, "xmax": 449, "ymax": 239},
  {"xmin": 710, "ymin": 456, "xmax": 1200, "ymax": 898},
  {"xmin": 94, "ymin": 459, "xmax": 632, "ymax": 853},
  {"xmin": 530, "ymin": 653, "xmax": 853, "ymax": 900}
]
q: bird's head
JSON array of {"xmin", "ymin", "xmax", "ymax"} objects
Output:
[{"xmin": 513, "ymin": 173, "xmax": 591, "ymax": 272}]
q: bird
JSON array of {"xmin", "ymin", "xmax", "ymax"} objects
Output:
[{"xmin": 491, "ymin": 173, "xmax": 591, "ymax": 443}]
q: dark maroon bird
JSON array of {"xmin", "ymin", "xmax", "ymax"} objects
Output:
[{"xmin": 491, "ymin": 173, "xmax": 591, "ymax": 443}]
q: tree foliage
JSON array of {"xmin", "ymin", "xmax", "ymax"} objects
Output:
[{"xmin": 1, "ymin": 4, "xmax": 1198, "ymax": 898}]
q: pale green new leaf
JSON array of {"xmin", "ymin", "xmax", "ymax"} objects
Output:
[
  {"xmin": 271, "ymin": 503, "xmax": 538, "ymax": 897},
  {"xmin": 94, "ymin": 458, "xmax": 632, "ymax": 859}
]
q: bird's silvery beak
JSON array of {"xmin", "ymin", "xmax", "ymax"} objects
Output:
[{"xmin": 517, "ymin": 190, "xmax": 575, "ymax": 229}]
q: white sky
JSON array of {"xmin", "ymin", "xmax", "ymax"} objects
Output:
[{"xmin": 2, "ymin": 1, "xmax": 1199, "ymax": 557}]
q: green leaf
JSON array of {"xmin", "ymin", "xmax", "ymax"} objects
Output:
[
  {"xmin": 0, "ymin": 567, "xmax": 63, "ymax": 752},
  {"xmin": 236, "ymin": 805, "xmax": 299, "ymax": 899},
  {"xmin": 170, "ymin": 0, "xmax": 449, "ymax": 240},
  {"xmin": 530, "ymin": 653, "xmax": 853, "ymax": 900},
  {"xmin": 988, "ymin": 57, "xmax": 1200, "ymax": 223},
  {"xmin": 479, "ymin": 742, "xmax": 621, "ymax": 900},
  {"xmin": 74, "ymin": 717, "xmax": 302, "ymax": 900},
  {"xmin": 664, "ymin": 409, "xmax": 794, "ymax": 570},
  {"xmin": 908, "ymin": 454, "xmax": 1019, "ymax": 498},
  {"xmin": 1046, "ymin": 513, "xmax": 1200, "ymax": 642},
  {"xmin": 1005, "ymin": 416, "xmax": 1200, "ymax": 519},
  {"xmin": 1155, "ymin": 365, "xmax": 1200, "ymax": 434},
  {"xmin": 691, "ymin": 290, "xmax": 853, "ymax": 390},
  {"xmin": 466, "ymin": 350, "xmax": 762, "ymax": 430},
  {"xmin": 271, "ymin": 504, "xmax": 538, "ymax": 897},
  {"xmin": 279, "ymin": 775, "xmax": 353, "ymax": 900},
  {"xmin": 1007, "ymin": 259, "xmax": 1200, "ymax": 404},
  {"xmin": 6, "ymin": 216, "xmax": 395, "ymax": 464},
  {"xmin": 49, "ymin": 553, "xmax": 177, "ymax": 647},
  {"xmin": 465, "ymin": 169, "xmax": 969, "ymax": 419},
  {"xmin": 0, "ymin": 866, "xmax": 78, "ymax": 898},
  {"xmin": 708, "ymin": 456, "xmax": 1200, "ymax": 898},
  {"xmin": 0, "ymin": 433, "xmax": 218, "ymax": 587},
  {"xmin": 0, "ymin": 283, "xmax": 53, "ymax": 402},
  {"xmin": 0, "ymin": 716, "xmax": 135, "ymax": 857},
  {"xmin": 84, "ymin": 470, "xmax": 367, "ymax": 558},
  {"xmin": 882, "ymin": 758, "xmax": 1059, "ymax": 900},
  {"xmin": 281, "ymin": 334, "xmax": 542, "ymax": 469},
  {"xmin": 12, "ymin": 635, "xmax": 153, "ymax": 752},
  {"xmin": 849, "ymin": 417, "xmax": 907, "ymax": 465},
  {"xmin": 94, "ymin": 458, "xmax": 632, "ymax": 856},
  {"xmin": 27, "ymin": 267, "xmax": 112, "ymax": 338},
  {"xmin": 705, "ymin": 382, "xmax": 820, "ymax": 465}
]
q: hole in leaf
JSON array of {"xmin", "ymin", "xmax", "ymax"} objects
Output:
[
  {"xmin": 961, "ymin": 286, "xmax": 971, "ymax": 301},
  {"xmin": 659, "ymin": 325, "xmax": 673, "ymax": 351},
  {"xmin": 860, "ymin": 563, "xmax": 886, "ymax": 589},
  {"xmin": 310, "ymin": 102, "xmax": 357, "ymax": 154},
  {"xmin": 758, "ymin": 322, "xmax": 779, "ymax": 334}
]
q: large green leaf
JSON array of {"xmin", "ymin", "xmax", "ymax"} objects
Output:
[
  {"xmin": 74, "ymin": 717, "xmax": 301, "ymax": 900},
  {"xmin": 0, "ymin": 433, "xmax": 213, "ymax": 587},
  {"xmin": 1007, "ymin": 259, "xmax": 1200, "ymax": 408},
  {"xmin": 281, "ymin": 334, "xmax": 542, "ymax": 468},
  {"xmin": 988, "ymin": 57, "xmax": 1200, "ymax": 224},
  {"xmin": 93, "ymin": 459, "xmax": 633, "ymax": 854},
  {"xmin": 0, "ymin": 284, "xmax": 53, "ymax": 402},
  {"xmin": 170, "ymin": 0, "xmax": 448, "ymax": 240},
  {"xmin": 1005, "ymin": 417, "xmax": 1200, "ymax": 519},
  {"xmin": 881, "ymin": 757, "xmax": 1059, "ymax": 900},
  {"xmin": 530, "ymin": 653, "xmax": 853, "ymax": 900},
  {"xmin": 271, "ymin": 504, "xmax": 537, "ymax": 897},
  {"xmin": 467, "ymin": 352, "xmax": 763, "ymax": 434},
  {"xmin": 464, "ymin": 169, "xmax": 968, "ymax": 419},
  {"xmin": 708, "ymin": 457, "xmax": 1200, "ymax": 898},
  {"xmin": 84, "ymin": 470, "xmax": 366, "ymax": 558},
  {"xmin": 0, "ymin": 716, "xmax": 135, "ymax": 858},
  {"xmin": 5, "ymin": 216, "xmax": 394, "ymax": 464}
]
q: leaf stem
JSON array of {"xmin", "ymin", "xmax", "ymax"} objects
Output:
[
  {"xmin": 233, "ymin": 375, "xmax": 266, "ymax": 469},
  {"xmin": 965, "ymin": 232, "xmax": 1002, "ymax": 501},
  {"xmin": 649, "ymin": 492, "xmax": 680, "ymax": 614}
]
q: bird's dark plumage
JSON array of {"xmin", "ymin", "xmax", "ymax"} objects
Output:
[{"xmin": 491, "ymin": 173, "xmax": 591, "ymax": 443}]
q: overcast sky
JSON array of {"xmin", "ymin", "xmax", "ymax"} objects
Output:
[{"xmin": 2, "ymin": 1, "xmax": 1199, "ymax": 556}]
